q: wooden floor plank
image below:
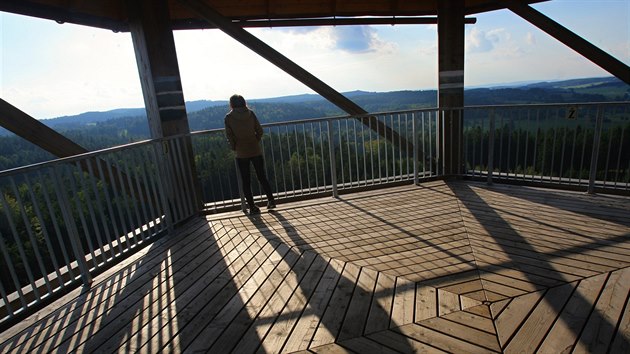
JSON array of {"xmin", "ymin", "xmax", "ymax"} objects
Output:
[
  {"xmin": 258, "ymin": 253, "xmax": 331, "ymax": 353},
  {"xmin": 504, "ymin": 282, "xmax": 576, "ymax": 354},
  {"xmin": 366, "ymin": 329, "xmax": 449, "ymax": 353},
  {"xmin": 309, "ymin": 262, "xmax": 362, "ymax": 348},
  {"xmin": 537, "ymin": 272, "xmax": 607, "ymax": 353},
  {"xmin": 229, "ymin": 249, "xmax": 307, "ymax": 354},
  {"xmin": 307, "ymin": 342, "xmax": 356, "ymax": 353},
  {"xmin": 442, "ymin": 310, "xmax": 496, "ymax": 334},
  {"xmin": 573, "ymin": 267, "xmax": 630, "ymax": 354},
  {"xmin": 389, "ymin": 277, "xmax": 415, "ymax": 328},
  {"xmin": 281, "ymin": 258, "xmax": 346, "ymax": 353},
  {"xmin": 336, "ymin": 336, "xmax": 402, "ymax": 354},
  {"xmin": 608, "ymin": 288, "xmax": 630, "ymax": 354},
  {"xmin": 415, "ymin": 284, "xmax": 438, "ymax": 323},
  {"xmin": 418, "ymin": 317, "xmax": 501, "ymax": 352},
  {"xmin": 394, "ymin": 323, "xmax": 499, "ymax": 354},
  {"xmin": 494, "ymin": 290, "xmax": 545, "ymax": 348},
  {"xmin": 464, "ymin": 305, "xmax": 492, "ymax": 319},
  {"xmin": 336, "ymin": 267, "xmax": 379, "ymax": 341},
  {"xmin": 437, "ymin": 289, "xmax": 460, "ymax": 316},
  {"xmin": 363, "ymin": 272, "xmax": 396, "ymax": 334}
]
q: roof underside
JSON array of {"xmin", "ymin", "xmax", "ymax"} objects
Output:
[{"xmin": 1, "ymin": 0, "xmax": 548, "ymax": 31}]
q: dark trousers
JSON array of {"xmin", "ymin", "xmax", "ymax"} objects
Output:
[{"xmin": 236, "ymin": 155, "xmax": 274, "ymax": 208}]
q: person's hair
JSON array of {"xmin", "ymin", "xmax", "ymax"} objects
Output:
[{"xmin": 229, "ymin": 94, "xmax": 247, "ymax": 108}]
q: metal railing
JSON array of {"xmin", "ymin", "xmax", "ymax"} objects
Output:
[
  {"xmin": 191, "ymin": 109, "xmax": 441, "ymax": 212},
  {"xmin": 0, "ymin": 135, "xmax": 197, "ymax": 326},
  {"xmin": 462, "ymin": 102, "xmax": 630, "ymax": 192},
  {"xmin": 1, "ymin": 102, "xmax": 628, "ymax": 328}
]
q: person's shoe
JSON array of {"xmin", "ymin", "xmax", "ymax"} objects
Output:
[
  {"xmin": 249, "ymin": 206, "xmax": 261, "ymax": 215},
  {"xmin": 267, "ymin": 201, "xmax": 276, "ymax": 209}
]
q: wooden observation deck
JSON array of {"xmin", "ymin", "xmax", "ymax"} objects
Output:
[{"xmin": 1, "ymin": 180, "xmax": 629, "ymax": 353}]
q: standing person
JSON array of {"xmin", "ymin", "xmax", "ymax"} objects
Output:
[{"xmin": 224, "ymin": 94, "xmax": 276, "ymax": 214}]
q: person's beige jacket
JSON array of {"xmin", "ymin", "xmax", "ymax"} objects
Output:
[{"xmin": 224, "ymin": 107, "xmax": 264, "ymax": 158}]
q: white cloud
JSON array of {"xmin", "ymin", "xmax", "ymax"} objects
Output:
[
  {"xmin": 466, "ymin": 27, "xmax": 512, "ymax": 53},
  {"xmin": 525, "ymin": 32, "xmax": 536, "ymax": 46}
]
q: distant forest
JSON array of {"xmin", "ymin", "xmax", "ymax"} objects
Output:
[{"xmin": 0, "ymin": 77, "xmax": 628, "ymax": 171}]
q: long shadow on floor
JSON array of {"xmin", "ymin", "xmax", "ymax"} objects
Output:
[
  {"xmin": 449, "ymin": 181, "xmax": 630, "ymax": 352},
  {"xmin": 234, "ymin": 210, "xmax": 417, "ymax": 353}
]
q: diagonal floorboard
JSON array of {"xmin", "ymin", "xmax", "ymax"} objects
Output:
[{"xmin": 1, "ymin": 180, "xmax": 629, "ymax": 353}]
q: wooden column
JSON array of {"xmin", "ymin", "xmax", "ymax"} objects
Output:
[
  {"xmin": 437, "ymin": 0, "xmax": 465, "ymax": 176},
  {"xmin": 127, "ymin": 0, "xmax": 201, "ymax": 213},
  {"xmin": 127, "ymin": 0, "xmax": 190, "ymax": 138}
]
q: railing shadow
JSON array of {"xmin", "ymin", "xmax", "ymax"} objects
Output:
[
  {"xmin": 236, "ymin": 210, "xmax": 417, "ymax": 353},
  {"xmin": 448, "ymin": 181, "xmax": 630, "ymax": 352},
  {"xmin": 0, "ymin": 218, "xmax": 256, "ymax": 353}
]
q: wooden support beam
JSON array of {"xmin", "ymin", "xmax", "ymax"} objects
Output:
[
  {"xmin": 0, "ymin": 98, "xmax": 153, "ymax": 202},
  {"xmin": 127, "ymin": 0, "xmax": 201, "ymax": 212},
  {"xmin": 0, "ymin": 98, "xmax": 88, "ymax": 158},
  {"xmin": 179, "ymin": 0, "xmax": 413, "ymax": 152},
  {"xmin": 437, "ymin": 0, "xmax": 465, "ymax": 176},
  {"xmin": 507, "ymin": 2, "xmax": 630, "ymax": 84},
  {"xmin": 127, "ymin": 0, "xmax": 190, "ymax": 139}
]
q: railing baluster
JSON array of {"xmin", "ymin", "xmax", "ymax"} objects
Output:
[
  {"xmin": 303, "ymin": 124, "xmax": 311, "ymax": 193},
  {"xmin": 353, "ymin": 119, "xmax": 360, "ymax": 186},
  {"xmin": 97, "ymin": 158, "xmax": 124, "ymax": 256},
  {"xmin": 128, "ymin": 148, "xmax": 153, "ymax": 238},
  {"xmin": 487, "ymin": 109, "xmax": 495, "ymax": 185},
  {"xmin": 588, "ymin": 105, "xmax": 605, "ymax": 194},
  {"xmin": 569, "ymin": 114, "xmax": 578, "ymax": 183},
  {"xmin": 514, "ymin": 109, "xmax": 521, "ymax": 179},
  {"xmin": 318, "ymin": 122, "xmax": 326, "ymax": 192},
  {"xmin": 369, "ymin": 116, "xmax": 375, "ymax": 185},
  {"xmin": 413, "ymin": 113, "xmax": 419, "ymax": 185},
  {"xmin": 66, "ymin": 164, "xmax": 98, "ymax": 268},
  {"xmin": 327, "ymin": 120, "xmax": 338, "ymax": 197},
  {"xmin": 603, "ymin": 119, "xmax": 614, "ymax": 188},
  {"xmin": 39, "ymin": 169, "xmax": 75, "ymax": 278},
  {"xmin": 151, "ymin": 142, "xmax": 173, "ymax": 233},
  {"xmin": 85, "ymin": 158, "xmax": 115, "ymax": 260},
  {"xmin": 0, "ymin": 229, "xmax": 26, "ymax": 310},
  {"xmin": 9, "ymin": 176, "xmax": 53, "ymax": 296},
  {"xmin": 277, "ymin": 126, "xmax": 287, "ymax": 198},
  {"xmin": 523, "ymin": 110, "xmax": 531, "ymax": 181},
  {"xmin": 422, "ymin": 112, "xmax": 427, "ymax": 177},
  {"xmin": 51, "ymin": 166, "xmax": 91, "ymax": 286},
  {"xmin": 119, "ymin": 155, "xmax": 146, "ymax": 243},
  {"xmin": 24, "ymin": 173, "xmax": 65, "ymax": 289},
  {"xmin": 137, "ymin": 147, "xmax": 161, "ymax": 232},
  {"xmin": 74, "ymin": 161, "xmax": 106, "ymax": 266},
  {"xmin": 614, "ymin": 123, "xmax": 626, "ymax": 188},
  {"xmin": 386, "ymin": 115, "xmax": 391, "ymax": 181},
  {"xmin": 0, "ymin": 271, "xmax": 13, "ymax": 318},
  {"xmin": 502, "ymin": 110, "xmax": 505, "ymax": 178},
  {"xmin": 550, "ymin": 109, "xmax": 559, "ymax": 181}
]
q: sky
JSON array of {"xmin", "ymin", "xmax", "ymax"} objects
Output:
[{"xmin": 0, "ymin": 0, "xmax": 628, "ymax": 119}]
